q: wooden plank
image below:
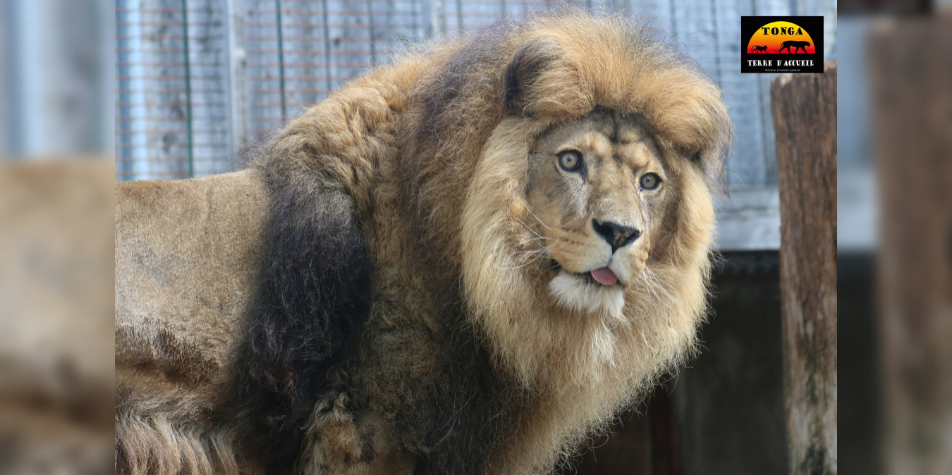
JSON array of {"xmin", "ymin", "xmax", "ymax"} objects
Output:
[
  {"xmin": 227, "ymin": 0, "xmax": 249, "ymax": 153},
  {"xmin": 771, "ymin": 62, "xmax": 837, "ymax": 475},
  {"xmin": 182, "ymin": 0, "xmax": 232, "ymax": 177},
  {"xmin": 649, "ymin": 387, "xmax": 681, "ymax": 475}
]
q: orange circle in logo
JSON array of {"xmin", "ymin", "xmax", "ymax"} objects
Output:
[{"xmin": 747, "ymin": 21, "xmax": 816, "ymax": 55}]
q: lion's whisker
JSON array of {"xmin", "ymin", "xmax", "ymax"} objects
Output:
[
  {"xmin": 524, "ymin": 207, "xmax": 555, "ymax": 232},
  {"xmin": 495, "ymin": 257, "xmax": 544, "ymax": 270},
  {"xmin": 517, "ymin": 236, "xmax": 552, "ymax": 245},
  {"xmin": 643, "ymin": 268, "xmax": 676, "ymax": 303},
  {"xmin": 510, "ymin": 250, "xmax": 546, "ymax": 260},
  {"xmin": 496, "ymin": 247, "xmax": 549, "ymax": 270},
  {"xmin": 514, "ymin": 219, "xmax": 557, "ymax": 246},
  {"xmin": 514, "ymin": 218, "xmax": 544, "ymax": 238},
  {"xmin": 639, "ymin": 268, "xmax": 674, "ymax": 312}
]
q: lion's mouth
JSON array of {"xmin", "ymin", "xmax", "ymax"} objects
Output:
[{"xmin": 550, "ymin": 260, "xmax": 619, "ymax": 286}]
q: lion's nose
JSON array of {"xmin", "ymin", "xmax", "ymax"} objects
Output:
[{"xmin": 592, "ymin": 219, "xmax": 641, "ymax": 253}]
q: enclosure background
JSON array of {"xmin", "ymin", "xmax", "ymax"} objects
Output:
[{"xmin": 115, "ymin": 0, "xmax": 837, "ymax": 186}]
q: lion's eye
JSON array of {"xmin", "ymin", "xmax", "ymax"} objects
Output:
[
  {"xmin": 557, "ymin": 151, "xmax": 583, "ymax": 172},
  {"xmin": 640, "ymin": 173, "xmax": 661, "ymax": 190}
]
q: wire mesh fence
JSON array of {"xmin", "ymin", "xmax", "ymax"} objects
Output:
[{"xmin": 115, "ymin": 0, "xmax": 837, "ymax": 185}]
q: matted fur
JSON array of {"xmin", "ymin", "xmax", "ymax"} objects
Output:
[{"xmin": 115, "ymin": 12, "xmax": 731, "ymax": 475}]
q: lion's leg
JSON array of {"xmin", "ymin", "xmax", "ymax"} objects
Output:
[
  {"xmin": 228, "ymin": 85, "xmax": 398, "ymax": 471},
  {"xmin": 293, "ymin": 394, "xmax": 415, "ymax": 475}
]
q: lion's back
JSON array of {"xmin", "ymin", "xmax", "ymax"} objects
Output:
[{"xmin": 115, "ymin": 169, "xmax": 270, "ymax": 421}]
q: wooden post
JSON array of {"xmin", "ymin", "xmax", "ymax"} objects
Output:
[
  {"xmin": 771, "ymin": 62, "xmax": 837, "ymax": 475},
  {"xmin": 868, "ymin": 15, "xmax": 952, "ymax": 475}
]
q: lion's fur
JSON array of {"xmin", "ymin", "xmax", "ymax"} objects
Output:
[
  {"xmin": 115, "ymin": 12, "xmax": 731, "ymax": 475},
  {"xmin": 115, "ymin": 171, "xmax": 271, "ymax": 474}
]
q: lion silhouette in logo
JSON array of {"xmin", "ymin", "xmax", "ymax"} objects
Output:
[
  {"xmin": 115, "ymin": 13, "xmax": 733, "ymax": 475},
  {"xmin": 750, "ymin": 45, "xmax": 768, "ymax": 54},
  {"xmin": 778, "ymin": 40, "xmax": 811, "ymax": 54}
]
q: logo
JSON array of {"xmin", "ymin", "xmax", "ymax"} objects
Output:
[{"xmin": 741, "ymin": 16, "xmax": 824, "ymax": 73}]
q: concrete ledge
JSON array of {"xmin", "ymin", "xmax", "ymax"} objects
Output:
[{"xmin": 715, "ymin": 186, "xmax": 781, "ymax": 251}]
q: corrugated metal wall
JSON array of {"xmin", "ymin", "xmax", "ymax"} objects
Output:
[
  {"xmin": 115, "ymin": 0, "xmax": 837, "ymax": 185},
  {"xmin": 116, "ymin": 0, "xmax": 231, "ymax": 178}
]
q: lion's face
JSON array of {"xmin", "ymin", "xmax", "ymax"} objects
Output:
[
  {"xmin": 523, "ymin": 111, "xmax": 672, "ymax": 316},
  {"xmin": 456, "ymin": 20, "xmax": 727, "ymax": 395}
]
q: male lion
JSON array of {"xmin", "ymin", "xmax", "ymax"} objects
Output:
[{"xmin": 115, "ymin": 13, "xmax": 732, "ymax": 475}]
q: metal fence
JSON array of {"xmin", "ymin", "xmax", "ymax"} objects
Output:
[{"xmin": 115, "ymin": 0, "xmax": 837, "ymax": 185}]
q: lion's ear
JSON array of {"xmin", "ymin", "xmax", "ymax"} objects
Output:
[
  {"xmin": 503, "ymin": 40, "xmax": 589, "ymax": 118},
  {"xmin": 504, "ymin": 40, "xmax": 559, "ymax": 114}
]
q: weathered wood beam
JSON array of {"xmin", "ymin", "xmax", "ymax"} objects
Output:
[
  {"xmin": 771, "ymin": 62, "xmax": 837, "ymax": 475},
  {"xmin": 868, "ymin": 14, "xmax": 952, "ymax": 475}
]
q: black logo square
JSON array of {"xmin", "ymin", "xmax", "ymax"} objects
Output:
[{"xmin": 741, "ymin": 16, "xmax": 824, "ymax": 73}]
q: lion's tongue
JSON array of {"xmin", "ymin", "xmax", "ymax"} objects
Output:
[{"xmin": 590, "ymin": 267, "xmax": 618, "ymax": 286}]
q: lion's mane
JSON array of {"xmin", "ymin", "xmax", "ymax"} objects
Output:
[{"xmin": 115, "ymin": 12, "xmax": 731, "ymax": 475}]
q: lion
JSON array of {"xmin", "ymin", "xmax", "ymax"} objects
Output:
[{"xmin": 115, "ymin": 13, "xmax": 732, "ymax": 475}]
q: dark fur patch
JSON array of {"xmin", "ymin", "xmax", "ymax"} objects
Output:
[
  {"xmin": 229, "ymin": 157, "xmax": 373, "ymax": 473},
  {"xmin": 406, "ymin": 314, "xmax": 525, "ymax": 475},
  {"xmin": 417, "ymin": 21, "xmax": 513, "ymax": 143}
]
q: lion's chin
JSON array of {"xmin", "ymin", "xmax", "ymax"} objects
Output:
[{"xmin": 548, "ymin": 271, "xmax": 625, "ymax": 317}]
